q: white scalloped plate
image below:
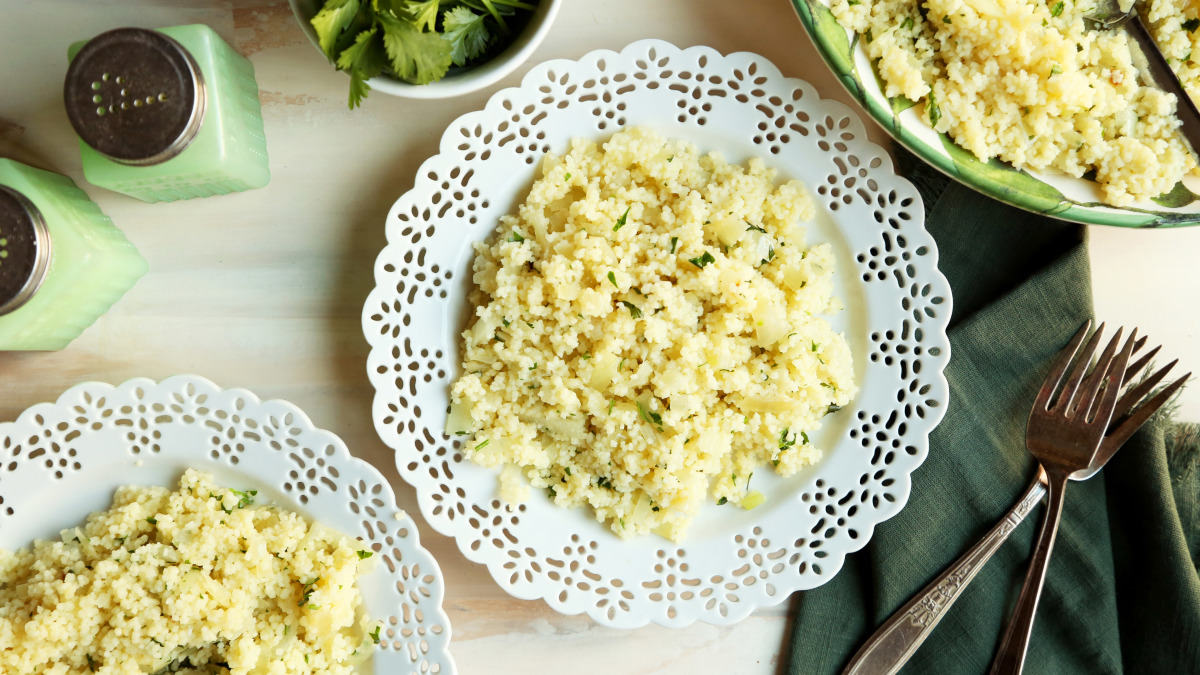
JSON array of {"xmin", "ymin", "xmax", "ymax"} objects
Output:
[
  {"xmin": 364, "ymin": 39, "xmax": 953, "ymax": 628},
  {"xmin": 0, "ymin": 375, "xmax": 456, "ymax": 675}
]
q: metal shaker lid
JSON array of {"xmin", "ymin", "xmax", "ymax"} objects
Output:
[
  {"xmin": 63, "ymin": 27, "xmax": 207, "ymax": 166},
  {"xmin": 0, "ymin": 186, "xmax": 52, "ymax": 317}
]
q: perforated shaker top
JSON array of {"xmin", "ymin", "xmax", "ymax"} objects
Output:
[
  {"xmin": 0, "ymin": 186, "xmax": 52, "ymax": 317},
  {"xmin": 64, "ymin": 27, "xmax": 207, "ymax": 165}
]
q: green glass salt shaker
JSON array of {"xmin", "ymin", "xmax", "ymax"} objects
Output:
[
  {"xmin": 64, "ymin": 25, "xmax": 270, "ymax": 203},
  {"xmin": 0, "ymin": 159, "xmax": 148, "ymax": 351}
]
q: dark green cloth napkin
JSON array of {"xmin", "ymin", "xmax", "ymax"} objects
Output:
[{"xmin": 786, "ymin": 151, "xmax": 1200, "ymax": 674}]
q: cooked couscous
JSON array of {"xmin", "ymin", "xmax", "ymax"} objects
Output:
[
  {"xmin": 447, "ymin": 127, "xmax": 856, "ymax": 542},
  {"xmin": 830, "ymin": 0, "xmax": 1200, "ymax": 205},
  {"xmin": 0, "ymin": 469, "xmax": 378, "ymax": 675}
]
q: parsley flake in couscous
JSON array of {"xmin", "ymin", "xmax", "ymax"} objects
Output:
[
  {"xmin": 447, "ymin": 127, "xmax": 857, "ymax": 542},
  {"xmin": 830, "ymin": 0, "xmax": 1200, "ymax": 206},
  {"xmin": 0, "ymin": 469, "xmax": 379, "ymax": 675}
]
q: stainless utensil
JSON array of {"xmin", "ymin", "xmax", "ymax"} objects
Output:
[
  {"xmin": 1087, "ymin": 1, "xmax": 1200, "ymax": 158},
  {"xmin": 841, "ymin": 321, "xmax": 1187, "ymax": 675}
]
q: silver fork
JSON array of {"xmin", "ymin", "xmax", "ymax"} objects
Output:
[
  {"xmin": 988, "ymin": 323, "xmax": 1139, "ymax": 674},
  {"xmin": 841, "ymin": 321, "xmax": 1187, "ymax": 675}
]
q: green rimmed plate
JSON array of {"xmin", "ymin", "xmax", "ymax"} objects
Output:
[{"xmin": 791, "ymin": 0, "xmax": 1200, "ymax": 227}]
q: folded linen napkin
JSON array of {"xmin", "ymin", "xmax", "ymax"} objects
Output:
[{"xmin": 786, "ymin": 150, "xmax": 1200, "ymax": 674}]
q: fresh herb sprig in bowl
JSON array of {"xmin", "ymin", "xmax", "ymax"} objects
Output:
[{"xmin": 291, "ymin": 0, "xmax": 560, "ymax": 105}]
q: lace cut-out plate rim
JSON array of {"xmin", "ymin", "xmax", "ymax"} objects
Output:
[
  {"xmin": 364, "ymin": 39, "xmax": 953, "ymax": 627},
  {"xmin": 0, "ymin": 374, "xmax": 456, "ymax": 675}
]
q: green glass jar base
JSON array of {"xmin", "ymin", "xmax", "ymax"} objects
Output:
[
  {"xmin": 0, "ymin": 160, "xmax": 148, "ymax": 351},
  {"xmin": 71, "ymin": 24, "xmax": 270, "ymax": 203}
]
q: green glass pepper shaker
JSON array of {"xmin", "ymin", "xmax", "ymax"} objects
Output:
[
  {"xmin": 64, "ymin": 25, "xmax": 270, "ymax": 202},
  {"xmin": 0, "ymin": 159, "xmax": 148, "ymax": 351}
]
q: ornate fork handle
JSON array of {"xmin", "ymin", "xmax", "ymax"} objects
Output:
[{"xmin": 842, "ymin": 472, "xmax": 1047, "ymax": 675}]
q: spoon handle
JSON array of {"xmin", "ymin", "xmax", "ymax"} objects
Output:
[
  {"xmin": 988, "ymin": 469, "xmax": 1071, "ymax": 675},
  {"xmin": 841, "ymin": 473, "xmax": 1047, "ymax": 675}
]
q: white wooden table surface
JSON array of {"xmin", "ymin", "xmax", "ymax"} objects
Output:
[{"xmin": 1, "ymin": 2, "xmax": 1196, "ymax": 674}]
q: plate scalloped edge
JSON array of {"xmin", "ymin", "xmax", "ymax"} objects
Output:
[
  {"xmin": 0, "ymin": 374, "xmax": 456, "ymax": 675},
  {"xmin": 364, "ymin": 38, "xmax": 953, "ymax": 627}
]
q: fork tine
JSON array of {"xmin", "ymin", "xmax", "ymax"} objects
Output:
[
  {"xmin": 1082, "ymin": 328, "xmax": 1136, "ymax": 423},
  {"xmin": 1113, "ymin": 358, "xmax": 1177, "ymax": 422},
  {"xmin": 1036, "ymin": 320, "xmax": 1092, "ymax": 410},
  {"xmin": 1124, "ymin": 344, "xmax": 1161, "ymax": 384},
  {"xmin": 1057, "ymin": 323, "xmax": 1114, "ymax": 414},
  {"xmin": 1100, "ymin": 372, "xmax": 1190, "ymax": 452}
]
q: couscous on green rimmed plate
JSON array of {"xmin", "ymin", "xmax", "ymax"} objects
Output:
[{"xmin": 794, "ymin": 0, "xmax": 1200, "ymax": 226}]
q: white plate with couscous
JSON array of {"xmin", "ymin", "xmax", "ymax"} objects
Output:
[
  {"xmin": 364, "ymin": 39, "xmax": 953, "ymax": 627},
  {"xmin": 0, "ymin": 375, "xmax": 455, "ymax": 675},
  {"xmin": 794, "ymin": 0, "xmax": 1200, "ymax": 227}
]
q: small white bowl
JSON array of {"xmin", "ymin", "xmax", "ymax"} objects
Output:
[{"xmin": 289, "ymin": 0, "xmax": 562, "ymax": 100}]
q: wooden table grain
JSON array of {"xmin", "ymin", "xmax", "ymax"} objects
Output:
[{"xmin": 1, "ymin": 2, "xmax": 1196, "ymax": 674}]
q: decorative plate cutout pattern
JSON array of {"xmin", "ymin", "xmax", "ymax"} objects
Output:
[
  {"xmin": 364, "ymin": 40, "xmax": 953, "ymax": 628},
  {"xmin": 0, "ymin": 376, "xmax": 456, "ymax": 675}
]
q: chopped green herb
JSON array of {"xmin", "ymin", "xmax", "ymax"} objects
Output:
[
  {"xmin": 357, "ymin": 550, "xmax": 374, "ymax": 560},
  {"xmin": 565, "ymin": 466, "xmax": 573, "ymax": 476},
  {"xmin": 502, "ymin": 317, "xmax": 510, "ymax": 327},
  {"xmin": 621, "ymin": 300, "xmax": 643, "ymax": 319},
  {"xmin": 1187, "ymin": 18, "xmax": 1200, "ymax": 33},
  {"xmin": 802, "ymin": 431, "xmax": 810, "ymax": 444},
  {"xmin": 564, "ymin": 172, "xmax": 572, "ymax": 180},
  {"xmin": 530, "ymin": 362, "xmax": 538, "ymax": 371},
  {"xmin": 548, "ymin": 486, "xmax": 557, "ymax": 499},
  {"xmin": 613, "ymin": 206, "xmax": 631, "ymax": 232},
  {"xmin": 670, "ymin": 236, "xmax": 679, "ymax": 254},
  {"xmin": 636, "ymin": 401, "xmax": 665, "ymax": 433},
  {"xmin": 811, "ymin": 341, "xmax": 819, "ymax": 352},
  {"xmin": 942, "ymin": 14, "xmax": 951, "ymax": 23},
  {"xmin": 229, "ymin": 488, "xmax": 258, "ymax": 510},
  {"xmin": 688, "ymin": 251, "xmax": 716, "ymax": 268},
  {"xmin": 607, "ymin": 271, "xmax": 618, "ymax": 287},
  {"xmin": 370, "ymin": 625, "xmax": 382, "ymax": 645},
  {"xmin": 717, "ymin": 497, "xmax": 728, "ymax": 506},
  {"xmin": 608, "ymin": 399, "xmax": 615, "ymax": 415},
  {"xmin": 145, "ymin": 517, "xmax": 157, "ymax": 525},
  {"xmin": 1051, "ymin": 1, "xmax": 1065, "ymax": 16},
  {"xmin": 1050, "ymin": 64, "xmax": 1062, "ymax": 75},
  {"xmin": 298, "ymin": 578, "xmax": 319, "ymax": 608},
  {"xmin": 596, "ymin": 476, "xmax": 613, "ymax": 489},
  {"xmin": 928, "ymin": 89, "xmax": 942, "ymax": 126},
  {"xmin": 474, "ymin": 439, "xmax": 490, "ymax": 451},
  {"xmin": 779, "ymin": 428, "xmax": 796, "ymax": 451},
  {"xmin": 580, "ymin": 352, "xmax": 592, "ymax": 360},
  {"xmin": 87, "ymin": 655, "xmax": 98, "ymax": 673},
  {"xmin": 746, "ymin": 223, "xmax": 767, "ymax": 234},
  {"xmin": 901, "ymin": 16, "xmax": 915, "ymax": 29},
  {"xmin": 507, "ymin": 230, "xmax": 525, "ymax": 243}
]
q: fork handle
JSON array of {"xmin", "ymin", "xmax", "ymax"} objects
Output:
[
  {"xmin": 988, "ymin": 469, "xmax": 1071, "ymax": 675},
  {"xmin": 841, "ymin": 473, "xmax": 1048, "ymax": 675}
]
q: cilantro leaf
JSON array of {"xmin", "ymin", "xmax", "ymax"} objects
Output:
[
  {"xmin": 443, "ymin": 6, "xmax": 492, "ymax": 67},
  {"xmin": 336, "ymin": 26, "xmax": 387, "ymax": 109},
  {"xmin": 378, "ymin": 12, "xmax": 453, "ymax": 85},
  {"xmin": 688, "ymin": 251, "xmax": 716, "ymax": 268},
  {"xmin": 404, "ymin": 0, "xmax": 442, "ymax": 31},
  {"xmin": 311, "ymin": 0, "xmax": 362, "ymax": 60}
]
